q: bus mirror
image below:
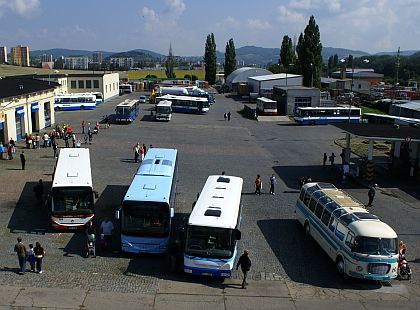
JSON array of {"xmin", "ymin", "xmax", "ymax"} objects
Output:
[
  {"xmin": 115, "ymin": 209, "xmax": 120, "ymax": 220},
  {"xmin": 235, "ymin": 229, "xmax": 242, "ymax": 240},
  {"xmin": 170, "ymin": 208, "xmax": 174, "ymax": 218}
]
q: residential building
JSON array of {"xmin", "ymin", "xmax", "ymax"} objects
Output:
[
  {"xmin": 0, "ymin": 46, "xmax": 7, "ymax": 64},
  {"xmin": 110, "ymin": 57, "xmax": 135, "ymax": 69},
  {"xmin": 64, "ymin": 56, "xmax": 89, "ymax": 70},
  {"xmin": 0, "ymin": 77, "xmax": 58, "ymax": 143},
  {"xmin": 9, "ymin": 45, "xmax": 30, "ymax": 66},
  {"xmin": 92, "ymin": 51, "xmax": 103, "ymax": 64}
]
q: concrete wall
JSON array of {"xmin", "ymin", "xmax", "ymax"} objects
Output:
[
  {"xmin": 67, "ymin": 73, "xmax": 119, "ymax": 101},
  {"xmin": 102, "ymin": 73, "xmax": 120, "ymax": 101}
]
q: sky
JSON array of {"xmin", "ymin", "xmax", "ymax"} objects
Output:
[{"xmin": 1, "ymin": 0, "xmax": 420, "ymax": 56}]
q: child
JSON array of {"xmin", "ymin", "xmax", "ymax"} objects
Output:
[{"xmin": 27, "ymin": 244, "xmax": 36, "ymax": 272}]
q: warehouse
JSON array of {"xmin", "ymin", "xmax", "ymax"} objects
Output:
[
  {"xmin": 225, "ymin": 67, "xmax": 271, "ymax": 92},
  {"xmin": 272, "ymin": 86, "xmax": 320, "ymax": 115},
  {"xmin": 248, "ymin": 73, "xmax": 303, "ymax": 96}
]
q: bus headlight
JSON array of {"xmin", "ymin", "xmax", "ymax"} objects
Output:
[
  {"xmin": 356, "ymin": 266, "xmax": 363, "ymax": 272},
  {"xmin": 392, "ymin": 267, "xmax": 397, "ymax": 273},
  {"xmin": 184, "ymin": 268, "xmax": 192, "ymax": 274}
]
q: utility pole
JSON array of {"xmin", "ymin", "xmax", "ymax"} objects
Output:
[{"xmin": 396, "ymin": 47, "xmax": 400, "ymax": 87}]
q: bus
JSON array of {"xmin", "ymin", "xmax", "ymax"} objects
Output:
[
  {"xmin": 257, "ymin": 97, "xmax": 277, "ymax": 115},
  {"xmin": 155, "ymin": 100, "xmax": 172, "ymax": 121},
  {"xmin": 48, "ymin": 148, "xmax": 97, "ymax": 230},
  {"xmin": 114, "ymin": 99, "xmax": 140, "ymax": 123},
  {"xmin": 362, "ymin": 113, "xmax": 420, "ymax": 126},
  {"xmin": 84, "ymin": 92, "xmax": 103, "ymax": 104},
  {"xmin": 54, "ymin": 94, "xmax": 97, "ymax": 111},
  {"xmin": 120, "ymin": 84, "xmax": 133, "ymax": 94},
  {"xmin": 184, "ymin": 175, "xmax": 243, "ymax": 277},
  {"xmin": 294, "ymin": 106, "xmax": 361, "ymax": 125},
  {"xmin": 296, "ymin": 182, "xmax": 398, "ymax": 280},
  {"xmin": 157, "ymin": 94, "xmax": 209, "ymax": 114},
  {"xmin": 115, "ymin": 148, "xmax": 178, "ymax": 254}
]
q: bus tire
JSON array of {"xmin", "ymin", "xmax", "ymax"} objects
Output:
[
  {"xmin": 336, "ymin": 256, "xmax": 345, "ymax": 275},
  {"xmin": 80, "ymin": 105, "xmax": 85, "ymax": 110},
  {"xmin": 55, "ymin": 107, "xmax": 60, "ymax": 111},
  {"xmin": 304, "ymin": 221, "xmax": 310, "ymax": 237}
]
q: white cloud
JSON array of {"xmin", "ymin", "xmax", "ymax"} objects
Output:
[
  {"xmin": 247, "ymin": 19, "xmax": 271, "ymax": 30},
  {"xmin": 140, "ymin": 0, "xmax": 186, "ymax": 32},
  {"xmin": 164, "ymin": 0, "xmax": 186, "ymax": 16},
  {"xmin": 0, "ymin": 0, "xmax": 40, "ymax": 17},
  {"xmin": 277, "ymin": 5, "xmax": 305, "ymax": 23}
]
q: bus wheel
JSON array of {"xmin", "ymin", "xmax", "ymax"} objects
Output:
[
  {"xmin": 336, "ymin": 256, "xmax": 345, "ymax": 275},
  {"xmin": 55, "ymin": 107, "xmax": 60, "ymax": 111},
  {"xmin": 304, "ymin": 221, "xmax": 310, "ymax": 237},
  {"xmin": 80, "ymin": 105, "xmax": 85, "ymax": 110}
]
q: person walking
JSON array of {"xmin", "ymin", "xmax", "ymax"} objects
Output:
[
  {"xmin": 255, "ymin": 174, "xmax": 262, "ymax": 195},
  {"xmin": 82, "ymin": 120, "xmax": 85, "ymax": 134},
  {"xmin": 140, "ymin": 147, "xmax": 145, "ymax": 161},
  {"xmin": 34, "ymin": 242, "xmax": 45, "ymax": 273},
  {"xmin": 133, "ymin": 143, "xmax": 140, "ymax": 163},
  {"xmin": 367, "ymin": 184, "xmax": 377, "ymax": 207},
  {"xmin": 34, "ymin": 179, "xmax": 44, "ymax": 207},
  {"xmin": 224, "ymin": 112, "xmax": 227, "ymax": 121},
  {"xmin": 236, "ymin": 250, "xmax": 251, "ymax": 289},
  {"xmin": 269, "ymin": 174, "xmax": 276, "ymax": 195},
  {"xmin": 100, "ymin": 218, "xmax": 114, "ymax": 251},
  {"xmin": 52, "ymin": 141, "xmax": 58, "ymax": 158},
  {"xmin": 227, "ymin": 111, "xmax": 231, "ymax": 121},
  {"xmin": 88, "ymin": 130, "xmax": 93, "ymax": 144},
  {"xmin": 14, "ymin": 237, "xmax": 27, "ymax": 275},
  {"xmin": 20, "ymin": 151, "xmax": 26, "ymax": 170},
  {"xmin": 7, "ymin": 144, "xmax": 13, "ymax": 160},
  {"xmin": 27, "ymin": 244, "xmax": 36, "ymax": 272},
  {"xmin": 329, "ymin": 152, "xmax": 336, "ymax": 167},
  {"xmin": 323, "ymin": 153, "xmax": 327, "ymax": 168},
  {"xmin": 142, "ymin": 143, "xmax": 147, "ymax": 155}
]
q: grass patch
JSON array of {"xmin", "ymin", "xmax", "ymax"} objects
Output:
[
  {"xmin": 360, "ymin": 106, "xmax": 387, "ymax": 115},
  {"xmin": 128, "ymin": 69, "xmax": 205, "ymax": 80},
  {"xmin": 335, "ymin": 136, "xmax": 391, "ymax": 158}
]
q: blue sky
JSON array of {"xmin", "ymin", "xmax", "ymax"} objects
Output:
[{"xmin": 1, "ymin": 0, "xmax": 420, "ymax": 56}]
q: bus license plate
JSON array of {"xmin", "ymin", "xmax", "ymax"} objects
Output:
[
  {"xmin": 202, "ymin": 272, "xmax": 212, "ymax": 276},
  {"xmin": 68, "ymin": 226, "xmax": 77, "ymax": 230}
]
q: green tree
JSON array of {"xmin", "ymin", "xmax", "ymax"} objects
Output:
[
  {"xmin": 279, "ymin": 35, "xmax": 295, "ymax": 71},
  {"xmin": 295, "ymin": 16, "xmax": 323, "ymax": 87},
  {"xmin": 224, "ymin": 38, "xmax": 236, "ymax": 79},
  {"xmin": 145, "ymin": 74, "xmax": 157, "ymax": 79},
  {"xmin": 165, "ymin": 43, "xmax": 176, "ymax": 78},
  {"xmin": 204, "ymin": 33, "xmax": 217, "ymax": 84}
]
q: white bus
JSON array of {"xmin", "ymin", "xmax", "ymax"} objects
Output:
[
  {"xmin": 155, "ymin": 100, "xmax": 172, "ymax": 121},
  {"xmin": 120, "ymin": 84, "xmax": 133, "ymax": 94},
  {"xmin": 54, "ymin": 93, "xmax": 97, "ymax": 111},
  {"xmin": 48, "ymin": 148, "xmax": 98, "ymax": 230},
  {"xmin": 257, "ymin": 97, "xmax": 277, "ymax": 115},
  {"xmin": 184, "ymin": 175, "xmax": 243, "ymax": 278},
  {"xmin": 296, "ymin": 182, "xmax": 398, "ymax": 280},
  {"xmin": 80, "ymin": 92, "xmax": 103, "ymax": 104},
  {"xmin": 156, "ymin": 94, "xmax": 209, "ymax": 114}
]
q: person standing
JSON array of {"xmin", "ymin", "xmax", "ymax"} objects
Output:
[
  {"xmin": 255, "ymin": 174, "xmax": 262, "ymax": 195},
  {"xmin": 88, "ymin": 130, "xmax": 93, "ymax": 144},
  {"xmin": 7, "ymin": 144, "xmax": 13, "ymax": 160},
  {"xmin": 367, "ymin": 184, "xmax": 377, "ymax": 207},
  {"xmin": 133, "ymin": 143, "xmax": 140, "ymax": 163},
  {"xmin": 34, "ymin": 242, "xmax": 45, "ymax": 273},
  {"xmin": 142, "ymin": 143, "xmax": 147, "ymax": 155},
  {"xmin": 236, "ymin": 250, "xmax": 251, "ymax": 289},
  {"xmin": 269, "ymin": 174, "xmax": 276, "ymax": 195},
  {"xmin": 20, "ymin": 151, "xmax": 26, "ymax": 170},
  {"xmin": 227, "ymin": 111, "xmax": 231, "ymax": 121},
  {"xmin": 27, "ymin": 244, "xmax": 36, "ymax": 272},
  {"xmin": 329, "ymin": 152, "xmax": 336, "ymax": 167},
  {"xmin": 52, "ymin": 141, "xmax": 58, "ymax": 158},
  {"xmin": 224, "ymin": 112, "xmax": 227, "ymax": 121},
  {"xmin": 82, "ymin": 120, "xmax": 85, "ymax": 134},
  {"xmin": 100, "ymin": 218, "xmax": 114, "ymax": 251},
  {"xmin": 34, "ymin": 179, "xmax": 44, "ymax": 207},
  {"xmin": 140, "ymin": 147, "xmax": 145, "ymax": 161},
  {"xmin": 323, "ymin": 153, "xmax": 327, "ymax": 168},
  {"xmin": 72, "ymin": 133, "xmax": 76, "ymax": 148},
  {"xmin": 14, "ymin": 237, "xmax": 27, "ymax": 275}
]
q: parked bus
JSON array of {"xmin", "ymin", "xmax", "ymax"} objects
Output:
[
  {"xmin": 184, "ymin": 175, "xmax": 243, "ymax": 277},
  {"xmin": 115, "ymin": 148, "xmax": 178, "ymax": 254},
  {"xmin": 120, "ymin": 84, "xmax": 133, "ymax": 94},
  {"xmin": 257, "ymin": 97, "xmax": 277, "ymax": 115},
  {"xmin": 296, "ymin": 182, "xmax": 398, "ymax": 280},
  {"xmin": 87, "ymin": 92, "xmax": 103, "ymax": 104},
  {"xmin": 294, "ymin": 106, "xmax": 361, "ymax": 125},
  {"xmin": 157, "ymin": 94, "xmax": 209, "ymax": 114},
  {"xmin": 155, "ymin": 100, "xmax": 172, "ymax": 121},
  {"xmin": 114, "ymin": 99, "xmax": 140, "ymax": 123},
  {"xmin": 54, "ymin": 93, "xmax": 97, "ymax": 111},
  {"xmin": 362, "ymin": 113, "xmax": 420, "ymax": 126},
  {"xmin": 48, "ymin": 148, "xmax": 97, "ymax": 230}
]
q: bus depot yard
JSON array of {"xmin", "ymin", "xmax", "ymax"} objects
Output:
[{"xmin": 1, "ymin": 92, "xmax": 420, "ymax": 309}]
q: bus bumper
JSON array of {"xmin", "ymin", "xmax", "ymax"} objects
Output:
[
  {"xmin": 183, "ymin": 266, "xmax": 232, "ymax": 278},
  {"xmin": 348, "ymin": 270, "xmax": 397, "ymax": 281}
]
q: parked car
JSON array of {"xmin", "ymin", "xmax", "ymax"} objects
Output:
[{"xmin": 139, "ymin": 95, "xmax": 147, "ymax": 103}]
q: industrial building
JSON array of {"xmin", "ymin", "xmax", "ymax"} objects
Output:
[
  {"xmin": 389, "ymin": 101, "xmax": 420, "ymax": 119},
  {"xmin": 272, "ymin": 86, "xmax": 320, "ymax": 115},
  {"xmin": 248, "ymin": 73, "xmax": 303, "ymax": 96},
  {"xmin": 225, "ymin": 67, "xmax": 271, "ymax": 92}
]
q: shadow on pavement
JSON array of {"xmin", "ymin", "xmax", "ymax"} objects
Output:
[
  {"xmin": 258, "ymin": 219, "xmax": 381, "ymax": 290},
  {"xmin": 7, "ymin": 181, "xmax": 51, "ymax": 235},
  {"xmin": 141, "ymin": 115, "xmax": 155, "ymax": 122}
]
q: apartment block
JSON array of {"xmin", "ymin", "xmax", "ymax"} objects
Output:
[
  {"xmin": 64, "ymin": 56, "xmax": 89, "ymax": 70},
  {"xmin": 10, "ymin": 45, "xmax": 30, "ymax": 66},
  {"xmin": 110, "ymin": 57, "xmax": 135, "ymax": 69},
  {"xmin": 92, "ymin": 51, "xmax": 103, "ymax": 64},
  {"xmin": 0, "ymin": 46, "xmax": 7, "ymax": 64}
]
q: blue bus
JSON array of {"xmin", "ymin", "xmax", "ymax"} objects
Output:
[
  {"xmin": 294, "ymin": 106, "xmax": 361, "ymax": 125},
  {"xmin": 54, "ymin": 94, "xmax": 97, "ymax": 111},
  {"xmin": 114, "ymin": 99, "xmax": 140, "ymax": 123},
  {"xmin": 116, "ymin": 148, "xmax": 178, "ymax": 254},
  {"xmin": 157, "ymin": 95, "xmax": 209, "ymax": 114}
]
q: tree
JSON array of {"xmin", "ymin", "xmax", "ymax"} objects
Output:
[
  {"xmin": 204, "ymin": 33, "xmax": 217, "ymax": 84},
  {"xmin": 224, "ymin": 38, "xmax": 236, "ymax": 79},
  {"xmin": 145, "ymin": 74, "xmax": 157, "ymax": 79},
  {"xmin": 279, "ymin": 35, "xmax": 295, "ymax": 71},
  {"xmin": 165, "ymin": 43, "xmax": 176, "ymax": 78},
  {"xmin": 184, "ymin": 74, "xmax": 198, "ymax": 81},
  {"xmin": 295, "ymin": 16, "xmax": 323, "ymax": 88}
]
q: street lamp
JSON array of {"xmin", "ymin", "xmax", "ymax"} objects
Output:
[{"xmin": 310, "ymin": 63, "xmax": 313, "ymax": 88}]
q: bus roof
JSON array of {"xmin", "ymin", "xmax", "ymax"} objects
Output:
[
  {"xmin": 116, "ymin": 99, "xmax": 138, "ymax": 107},
  {"xmin": 302, "ymin": 182, "xmax": 397, "ymax": 238},
  {"xmin": 55, "ymin": 93, "xmax": 95, "ymax": 98},
  {"xmin": 156, "ymin": 100, "xmax": 172, "ymax": 107},
  {"xmin": 157, "ymin": 94, "xmax": 208, "ymax": 102},
  {"xmin": 257, "ymin": 97, "xmax": 276, "ymax": 103},
  {"xmin": 52, "ymin": 148, "xmax": 92, "ymax": 188},
  {"xmin": 296, "ymin": 106, "xmax": 360, "ymax": 111},
  {"xmin": 123, "ymin": 148, "xmax": 177, "ymax": 204},
  {"xmin": 188, "ymin": 175, "xmax": 243, "ymax": 229}
]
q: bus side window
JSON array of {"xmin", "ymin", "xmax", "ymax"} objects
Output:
[
  {"xmin": 299, "ymin": 188, "xmax": 305, "ymax": 201},
  {"xmin": 345, "ymin": 232, "xmax": 355, "ymax": 249},
  {"xmin": 314, "ymin": 203, "xmax": 324, "ymax": 219},
  {"xmin": 308, "ymin": 198, "xmax": 317, "ymax": 212},
  {"xmin": 303, "ymin": 192, "xmax": 311, "ymax": 207},
  {"xmin": 328, "ymin": 216, "xmax": 337, "ymax": 232},
  {"xmin": 321, "ymin": 210, "xmax": 331, "ymax": 226}
]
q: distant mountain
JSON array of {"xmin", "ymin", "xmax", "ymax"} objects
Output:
[
  {"xmin": 321, "ymin": 47, "xmax": 369, "ymax": 60},
  {"xmin": 105, "ymin": 49, "xmax": 163, "ymax": 61},
  {"xmin": 374, "ymin": 50, "xmax": 420, "ymax": 56},
  {"xmin": 30, "ymin": 48, "xmax": 115, "ymax": 59}
]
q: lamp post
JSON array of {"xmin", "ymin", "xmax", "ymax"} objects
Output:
[{"xmin": 310, "ymin": 63, "xmax": 313, "ymax": 88}]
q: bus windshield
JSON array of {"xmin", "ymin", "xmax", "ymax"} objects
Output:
[
  {"xmin": 122, "ymin": 201, "xmax": 169, "ymax": 237},
  {"xmin": 116, "ymin": 106, "xmax": 127, "ymax": 115},
  {"xmin": 51, "ymin": 187, "xmax": 93, "ymax": 214},
  {"xmin": 157, "ymin": 106, "xmax": 171, "ymax": 114},
  {"xmin": 185, "ymin": 226, "xmax": 234, "ymax": 258},
  {"xmin": 354, "ymin": 236, "xmax": 398, "ymax": 255}
]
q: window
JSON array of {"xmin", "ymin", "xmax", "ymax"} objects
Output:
[
  {"xmin": 345, "ymin": 232, "xmax": 355, "ymax": 249},
  {"xmin": 71, "ymin": 81, "xmax": 77, "ymax": 89},
  {"xmin": 321, "ymin": 210, "xmax": 331, "ymax": 226},
  {"xmin": 308, "ymin": 198, "xmax": 317, "ymax": 212},
  {"xmin": 295, "ymin": 97, "xmax": 312, "ymax": 108},
  {"xmin": 328, "ymin": 216, "xmax": 337, "ymax": 232},
  {"xmin": 78, "ymin": 80, "xmax": 84, "ymax": 88},
  {"xmin": 93, "ymin": 80, "xmax": 99, "ymax": 88},
  {"xmin": 299, "ymin": 189, "xmax": 305, "ymax": 201},
  {"xmin": 86, "ymin": 80, "xmax": 92, "ymax": 88},
  {"xmin": 105, "ymin": 85, "xmax": 108, "ymax": 92},
  {"xmin": 314, "ymin": 203, "xmax": 324, "ymax": 219}
]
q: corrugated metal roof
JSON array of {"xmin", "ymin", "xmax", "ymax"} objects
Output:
[{"xmin": 248, "ymin": 73, "xmax": 302, "ymax": 81}]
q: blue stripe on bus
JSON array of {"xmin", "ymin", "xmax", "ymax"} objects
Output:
[
  {"xmin": 348, "ymin": 270, "xmax": 393, "ymax": 280},
  {"xmin": 296, "ymin": 202, "xmax": 398, "ymax": 263}
]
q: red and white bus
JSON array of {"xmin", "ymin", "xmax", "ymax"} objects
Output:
[
  {"xmin": 48, "ymin": 148, "xmax": 97, "ymax": 230},
  {"xmin": 256, "ymin": 97, "xmax": 277, "ymax": 115}
]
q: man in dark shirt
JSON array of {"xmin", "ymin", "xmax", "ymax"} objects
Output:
[
  {"xmin": 20, "ymin": 152, "xmax": 26, "ymax": 170},
  {"xmin": 14, "ymin": 237, "xmax": 27, "ymax": 274},
  {"xmin": 236, "ymin": 250, "xmax": 251, "ymax": 289}
]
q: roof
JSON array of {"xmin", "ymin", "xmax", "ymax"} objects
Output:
[
  {"xmin": 188, "ymin": 175, "xmax": 243, "ymax": 229},
  {"xmin": 248, "ymin": 73, "xmax": 301, "ymax": 82},
  {"xmin": 225, "ymin": 67, "xmax": 272, "ymax": 86},
  {"xmin": 273, "ymin": 85, "xmax": 315, "ymax": 91},
  {"xmin": 0, "ymin": 77, "xmax": 58, "ymax": 99},
  {"xmin": 394, "ymin": 101, "xmax": 420, "ymax": 112},
  {"xmin": 53, "ymin": 148, "xmax": 92, "ymax": 188},
  {"xmin": 348, "ymin": 220, "xmax": 397, "ymax": 239},
  {"xmin": 334, "ymin": 123, "xmax": 420, "ymax": 141}
]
